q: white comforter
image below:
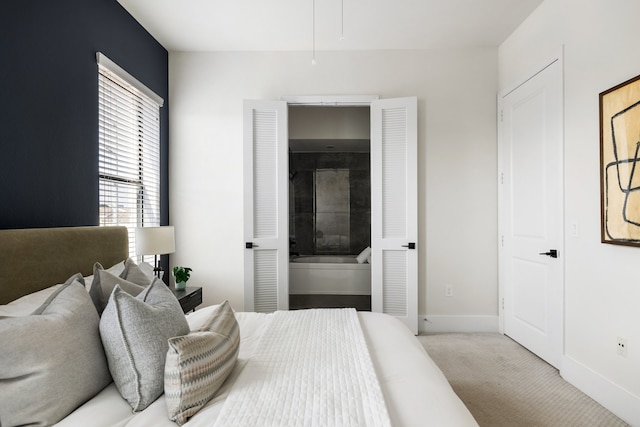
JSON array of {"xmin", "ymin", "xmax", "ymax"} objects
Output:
[
  {"xmin": 214, "ymin": 309, "xmax": 391, "ymax": 427},
  {"xmin": 56, "ymin": 306, "xmax": 477, "ymax": 427}
]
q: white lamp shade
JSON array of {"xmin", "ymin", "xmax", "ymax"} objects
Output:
[{"xmin": 135, "ymin": 226, "xmax": 175, "ymax": 255}]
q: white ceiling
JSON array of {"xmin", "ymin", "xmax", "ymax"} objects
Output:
[{"xmin": 117, "ymin": 0, "xmax": 543, "ymax": 52}]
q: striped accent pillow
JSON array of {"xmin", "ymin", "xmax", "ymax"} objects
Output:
[{"xmin": 164, "ymin": 300, "xmax": 240, "ymax": 425}]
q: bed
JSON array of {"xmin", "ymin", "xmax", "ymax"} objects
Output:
[{"xmin": 0, "ymin": 226, "xmax": 477, "ymax": 427}]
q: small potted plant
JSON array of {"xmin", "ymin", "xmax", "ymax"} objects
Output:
[{"xmin": 172, "ymin": 266, "xmax": 192, "ymax": 291}]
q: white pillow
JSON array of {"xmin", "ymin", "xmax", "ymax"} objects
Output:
[{"xmin": 356, "ymin": 246, "xmax": 371, "ymax": 264}]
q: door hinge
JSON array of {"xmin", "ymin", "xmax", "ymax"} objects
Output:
[
  {"xmin": 501, "ymin": 235, "xmax": 504, "ymax": 247},
  {"xmin": 502, "ymin": 298, "xmax": 504, "ymax": 310},
  {"xmin": 500, "ymin": 110, "xmax": 504, "ymax": 122},
  {"xmin": 500, "ymin": 172, "xmax": 504, "ymax": 185}
]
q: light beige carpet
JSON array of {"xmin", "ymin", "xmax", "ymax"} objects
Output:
[{"xmin": 418, "ymin": 333, "xmax": 629, "ymax": 427}]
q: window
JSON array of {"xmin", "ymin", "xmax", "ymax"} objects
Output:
[{"xmin": 97, "ymin": 53, "xmax": 164, "ymax": 259}]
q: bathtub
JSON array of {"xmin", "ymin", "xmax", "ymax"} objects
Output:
[{"xmin": 289, "ymin": 255, "xmax": 371, "ymax": 295}]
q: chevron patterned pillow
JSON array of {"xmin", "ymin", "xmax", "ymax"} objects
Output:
[{"xmin": 164, "ymin": 300, "xmax": 240, "ymax": 425}]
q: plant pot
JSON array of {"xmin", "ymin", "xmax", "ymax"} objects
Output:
[{"xmin": 176, "ymin": 281, "xmax": 187, "ymax": 291}]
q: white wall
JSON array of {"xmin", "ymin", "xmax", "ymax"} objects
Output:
[
  {"xmin": 169, "ymin": 49, "xmax": 498, "ymax": 326},
  {"xmin": 500, "ymin": 0, "xmax": 640, "ymax": 423}
]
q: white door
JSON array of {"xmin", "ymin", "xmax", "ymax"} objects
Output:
[
  {"xmin": 499, "ymin": 59, "xmax": 563, "ymax": 367},
  {"xmin": 371, "ymin": 97, "xmax": 419, "ymax": 334},
  {"xmin": 243, "ymin": 100, "xmax": 289, "ymax": 312}
]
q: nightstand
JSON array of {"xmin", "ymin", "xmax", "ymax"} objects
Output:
[{"xmin": 172, "ymin": 286, "xmax": 203, "ymax": 313}]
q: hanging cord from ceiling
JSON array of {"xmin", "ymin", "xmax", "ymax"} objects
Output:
[
  {"xmin": 312, "ymin": 0, "xmax": 345, "ymax": 65},
  {"xmin": 312, "ymin": 0, "xmax": 317, "ymax": 65},
  {"xmin": 340, "ymin": 0, "xmax": 344, "ymax": 40}
]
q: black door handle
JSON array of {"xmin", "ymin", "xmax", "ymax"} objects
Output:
[
  {"xmin": 539, "ymin": 249, "xmax": 558, "ymax": 258},
  {"xmin": 246, "ymin": 242, "xmax": 259, "ymax": 249},
  {"xmin": 402, "ymin": 242, "xmax": 416, "ymax": 249}
]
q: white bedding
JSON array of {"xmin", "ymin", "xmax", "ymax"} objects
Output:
[
  {"xmin": 214, "ymin": 309, "xmax": 391, "ymax": 427},
  {"xmin": 56, "ymin": 306, "xmax": 478, "ymax": 427}
]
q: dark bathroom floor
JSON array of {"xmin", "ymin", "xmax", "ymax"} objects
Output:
[{"xmin": 289, "ymin": 294, "xmax": 371, "ymax": 311}]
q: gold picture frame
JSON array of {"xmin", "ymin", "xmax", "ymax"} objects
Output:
[{"xmin": 600, "ymin": 73, "xmax": 640, "ymax": 246}]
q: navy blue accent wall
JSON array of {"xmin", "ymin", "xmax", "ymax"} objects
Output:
[{"xmin": 0, "ymin": 0, "xmax": 169, "ymax": 230}]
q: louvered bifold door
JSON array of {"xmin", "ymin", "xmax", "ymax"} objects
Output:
[
  {"xmin": 371, "ymin": 97, "xmax": 418, "ymax": 334},
  {"xmin": 243, "ymin": 100, "xmax": 289, "ymax": 312}
]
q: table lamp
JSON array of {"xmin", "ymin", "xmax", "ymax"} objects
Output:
[{"xmin": 135, "ymin": 226, "xmax": 175, "ymax": 279}]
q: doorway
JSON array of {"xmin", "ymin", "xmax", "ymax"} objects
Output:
[
  {"xmin": 243, "ymin": 96, "xmax": 419, "ymax": 334},
  {"xmin": 288, "ymin": 106, "xmax": 372, "ymax": 310}
]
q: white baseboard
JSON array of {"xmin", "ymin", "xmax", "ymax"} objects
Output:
[
  {"xmin": 419, "ymin": 315, "xmax": 499, "ymax": 334},
  {"xmin": 561, "ymin": 356, "xmax": 640, "ymax": 426}
]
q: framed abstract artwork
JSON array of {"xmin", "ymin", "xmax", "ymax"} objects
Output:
[{"xmin": 600, "ymin": 73, "xmax": 640, "ymax": 246}]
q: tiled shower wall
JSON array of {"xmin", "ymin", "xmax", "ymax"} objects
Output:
[{"xmin": 290, "ymin": 152, "xmax": 370, "ymax": 255}]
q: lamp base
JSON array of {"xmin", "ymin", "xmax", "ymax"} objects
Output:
[{"xmin": 153, "ymin": 255, "xmax": 166, "ymax": 283}]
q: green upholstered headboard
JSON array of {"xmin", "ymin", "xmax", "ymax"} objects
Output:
[{"xmin": 0, "ymin": 226, "xmax": 129, "ymax": 304}]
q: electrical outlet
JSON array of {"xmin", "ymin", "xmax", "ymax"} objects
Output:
[
  {"xmin": 570, "ymin": 222, "xmax": 580, "ymax": 237},
  {"xmin": 445, "ymin": 285, "xmax": 453, "ymax": 297},
  {"xmin": 617, "ymin": 337, "xmax": 628, "ymax": 358}
]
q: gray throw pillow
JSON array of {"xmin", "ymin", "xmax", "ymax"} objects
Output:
[
  {"xmin": 121, "ymin": 257, "xmax": 156, "ymax": 286},
  {"xmin": 100, "ymin": 278, "xmax": 190, "ymax": 412},
  {"xmin": 89, "ymin": 262, "xmax": 145, "ymax": 315},
  {"xmin": 165, "ymin": 300, "xmax": 240, "ymax": 425},
  {"xmin": 83, "ymin": 260, "xmax": 125, "ymax": 292},
  {"xmin": 0, "ymin": 279, "xmax": 112, "ymax": 426},
  {"xmin": 0, "ymin": 273, "xmax": 81, "ymax": 318}
]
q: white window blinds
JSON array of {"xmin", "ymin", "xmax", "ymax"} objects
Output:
[{"xmin": 97, "ymin": 52, "xmax": 164, "ymax": 258}]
